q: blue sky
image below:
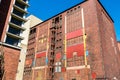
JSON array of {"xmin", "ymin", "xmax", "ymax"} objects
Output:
[{"xmin": 28, "ymin": 0, "xmax": 120, "ymax": 41}]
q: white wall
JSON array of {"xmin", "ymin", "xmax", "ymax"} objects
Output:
[
  {"xmin": 16, "ymin": 15, "xmax": 42, "ymax": 80},
  {"xmin": 21, "ymin": 15, "xmax": 42, "ymax": 45}
]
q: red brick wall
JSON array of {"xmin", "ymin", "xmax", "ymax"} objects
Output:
[
  {"xmin": 24, "ymin": 0, "xmax": 120, "ymax": 80},
  {"xmin": 1, "ymin": 46, "xmax": 20, "ymax": 80},
  {"xmin": 65, "ymin": 0, "xmax": 120, "ymax": 79},
  {"xmin": 117, "ymin": 42, "xmax": 120, "ymax": 74},
  {"xmin": 79, "ymin": 0, "xmax": 106, "ymax": 79},
  {"xmin": 96, "ymin": 0, "xmax": 120, "ymax": 79},
  {"xmin": 36, "ymin": 21, "xmax": 49, "ymax": 52},
  {"xmin": 67, "ymin": 69, "xmax": 90, "ymax": 80},
  {"xmin": 35, "ymin": 57, "xmax": 46, "ymax": 67},
  {"xmin": 118, "ymin": 42, "xmax": 120, "ymax": 51},
  {"xmin": 24, "ymin": 21, "xmax": 50, "ymax": 80},
  {"xmin": 23, "ymin": 72, "xmax": 32, "ymax": 80},
  {"xmin": 23, "ymin": 27, "xmax": 37, "ymax": 80}
]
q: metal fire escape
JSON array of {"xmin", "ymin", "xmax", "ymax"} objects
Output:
[
  {"xmin": 47, "ymin": 16, "xmax": 63, "ymax": 80},
  {"xmin": 47, "ymin": 18, "xmax": 56, "ymax": 80}
]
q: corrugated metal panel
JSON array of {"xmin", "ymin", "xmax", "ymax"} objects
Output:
[
  {"xmin": 36, "ymin": 52, "xmax": 46, "ymax": 58},
  {"xmin": 67, "ymin": 44, "xmax": 84, "ymax": 58},
  {"xmin": 67, "ymin": 29, "xmax": 83, "ymax": 40}
]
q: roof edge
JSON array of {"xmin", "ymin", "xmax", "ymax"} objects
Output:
[
  {"xmin": 98, "ymin": 0, "xmax": 114, "ymax": 23},
  {"xmin": 30, "ymin": 0, "xmax": 114, "ymax": 29},
  {"xmin": 30, "ymin": 0, "xmax": 88, "ymax": 29},
  {"xmin": 118, "ymin": 41, "xmax": 120, "ymax": 43}
]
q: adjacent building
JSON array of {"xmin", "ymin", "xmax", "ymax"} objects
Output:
[
  {"xmin": 0, "ymin": 0, "xmax": 29, "ymax": 79},
  {"xmin": 23, "ymin": 0, "xmax": 120, "ymax": 80},
  {"xmin": 16, "ymin": 15, "xmax": 42, "ymax": 80}
]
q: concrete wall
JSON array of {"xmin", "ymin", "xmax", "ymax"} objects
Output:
[
  {"xmin": 21, "ymin": 15, "xmax": 42, "ymax": 46},
  {"xmin": 16, "ymin": 15, "xmax": 42, "ymax": 80},
  {"xmin": 15, "ymin": 44, "xmax": 27, "ymax": 80}
]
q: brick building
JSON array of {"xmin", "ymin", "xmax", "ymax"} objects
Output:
[
  {"xmin": 0, "ymin": 0, "xmax": 29, "ymax": 79},
  {"xmin": 16, "ymin": 15, "xmax": 42, "ymax": 80},
  {"xmin": 23, "ymin": 0, "xmax": 120, "ymax": 80},
  {"xmin": 118, "ymin": 41, "xmax": 120, "ymax": 51}
]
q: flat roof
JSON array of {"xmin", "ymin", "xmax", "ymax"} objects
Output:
[
  {"xmin": 98, "ymin": 0, "xmax": 114, "ymax": 22},
  {"xmin": 30, "ymin": 0, "xmax": 87, "ymax": 29},
  {"xmin": 31, "ymin": 0, "xmax": 114, "ymax": 29}
]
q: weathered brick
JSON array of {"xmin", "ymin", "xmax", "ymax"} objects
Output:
[
  {"xmin": 23, "ymin": 0, "xmax": 120, "ymax": 80},
  {"xmin": 0, "ymin": 45, "xmax": 20, "ymax": 80}
]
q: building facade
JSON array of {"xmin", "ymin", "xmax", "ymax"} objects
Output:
[
  {"xmin": 23, "ymin": 0, "xmax": 120, "ymax": 80},
  {"xmin": 16, "ymin": 15, "xmax": 42, "ymax": 80},
  {"xmin": 0, "ymin": 0, "xmax": 29, "ymax": 45},
  {"xmin": 118, "ymin": 41, "xmax": 120, "ymax": 51},
  {"xmin": 0, "ymin": 0, "xmax": 29, "ymax": 79}
]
